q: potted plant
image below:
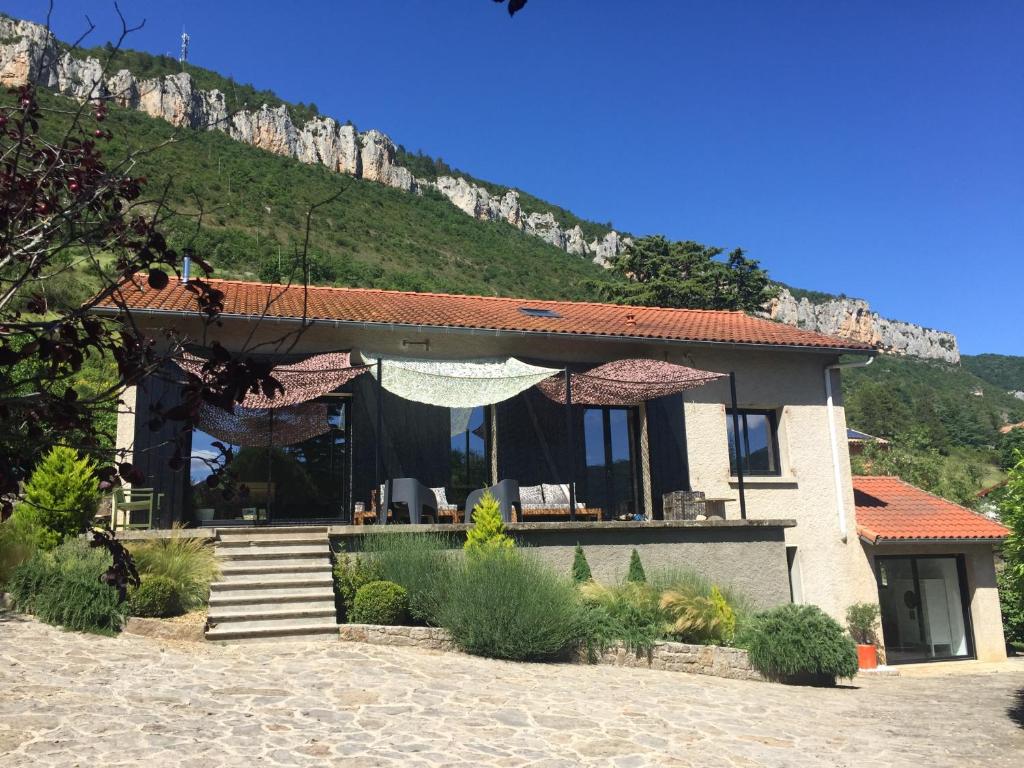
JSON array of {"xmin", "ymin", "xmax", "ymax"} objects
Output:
[{"xmin": 846, "ymin": 602, "xmax": 881, "ymax": 669}]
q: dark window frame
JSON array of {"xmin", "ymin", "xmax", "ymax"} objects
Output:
[{"xmin": 726, "ymin": 408, "xmax": 782, "ymax": 477}]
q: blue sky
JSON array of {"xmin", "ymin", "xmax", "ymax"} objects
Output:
[{"xmin": 11, "ymin": 1, "xmax": 1023, "ymax": 354}]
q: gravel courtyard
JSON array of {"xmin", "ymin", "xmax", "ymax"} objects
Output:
[{"xmin": 1, "ymin": 613, "xmax": 1022, "ymax": 767}]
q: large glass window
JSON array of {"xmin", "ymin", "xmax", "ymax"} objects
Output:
[
  {"xmin": 583, "ymin": 407, "xmax": 638, "ymax": 519},
  {"xmin": 449, "ymin": 406, "xmax": 489, "ymax": 506},
  {"xmin": 188, "ymin": 398, "xmax": 350, "ymax": 524},
  {"xmin": 726, "ymin": 408, "xmax": 780, "ymax": 476},
  {"xmin": 875, "ymin": 555, "xmax": 973, "ymax": 663}
]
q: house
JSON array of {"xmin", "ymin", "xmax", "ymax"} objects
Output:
[
  {"xmin": 99, "ymin": 275, "xmax": 898, "ymax": 636},
  {"xmin": 854, "ymin": 475, "xmax": 1009, "ymax": 663}
]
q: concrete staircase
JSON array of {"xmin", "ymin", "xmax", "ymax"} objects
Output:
[{"xmin": 206, "ymin": 526, "xmax": 338, "ymax": 642}]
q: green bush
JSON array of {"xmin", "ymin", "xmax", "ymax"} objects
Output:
[
  {"xmin": 360, "ymin": 532, "xmax": 452, "ymax": 624},
  {"xmin": 464, "ymin": 491, "xmax": 514, "ymax": 557},
  {"xmin": 127, "ymin": 575, "xmax": 185, "ymax": 618},
  {"xmin": 660, "ymin": 585, "xmax": 736, "ymax": 645},
  {"xmin": 11, "ymin": 540, "xmax": 125, "ymax": 635},
  {"xmin": 579, "ymin": 580, "xmax": 664, "ymax": 655},
  {"xmin": 626, "ymin": 549, "xmax": 646, "ymax": 583},
  {"xmin": 12, "ymin": 446, "xmax": 100, "ymax": 549},
  {"xmin": 571, "ymin": 544, "xmax": 592, "ymax": 583},
  {"xmin": 439, "ymin": 550, "xmax": 587, "ymax": 661},
  {"xmin": 350, "ymin": 580, "xmax": 409, "ymax": 625},
  {"xmin": 998, "ymin": 563, "xmax": 1024, "ymax": 644},
  {"xmin": 740, "ymin": 604, "xmax": 858, "ymax": 685},
  {"xmin": 845, "ymin": 602, "xmax": 881, "ymax": 645},
  {"xmin": 333, "ymin": 550, "xmax": 384, "ymax": 619},
  {"xmin": 127, "ymin": 525, "xmax": 219, "ymax": 610}
]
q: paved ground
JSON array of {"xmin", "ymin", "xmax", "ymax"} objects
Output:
[{"xmin": 1, "ymin": 613, "xmax": 1022, "ymax": 767}]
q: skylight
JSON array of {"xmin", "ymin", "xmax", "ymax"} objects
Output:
[{"xmin": 518, "ymin": 307, "xmax": 562, "ymax": 319}]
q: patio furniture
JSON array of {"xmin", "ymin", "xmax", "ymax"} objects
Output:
[
  {"xmin": 464, "ymin": 479, "xmax": 521, "ymax": 524},
  {"xmin": 662, "ymin": 490, "xmax": 706, "ymax": 521},
  {"xmin": 111, "ymin": 487, "xmax": 162, "ymax": 531},
  {"xmin": 517, "ymin": 506, "xmax": 603, "ymax": 522},
  {"xmin": 381, "ymin": 478, "xmax": 438, "ymax": 524},
  {"xmin": 515, "ymin": 483, "xmax": 593, "ymax": 521},
  {"xmin": 702, "ymin": 497, "xmax": 735, "ymax": 520}
]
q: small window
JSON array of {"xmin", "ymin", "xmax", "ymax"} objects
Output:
[
  {"xmin": 726, "ymin": 408, "xmax": 781, "ymax": 476},
  {"xmin": 518, "ymin": 307, "xmax": 561, "ymax": 318}
]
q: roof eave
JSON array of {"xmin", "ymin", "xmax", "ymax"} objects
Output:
[
  {"xmin": 91, "ymin": 305, "xmax": 877, "ymax": 356},
  {"xmin": 861, "ymin": 535, "xmax": 1007, "ymax": 545}
]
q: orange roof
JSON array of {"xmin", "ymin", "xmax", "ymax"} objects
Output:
[
  {"xmin": 853, "ymin": 475, "xmax": 1009, "ymax": 543},
  {"xmin": 96, "ymin": 277, "xmax": 874, "ymax": 352}
]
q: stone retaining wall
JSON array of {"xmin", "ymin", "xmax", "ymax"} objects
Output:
[{"xmin": 338, "ymin": 624, "xmax": 762, "ymax": 682}]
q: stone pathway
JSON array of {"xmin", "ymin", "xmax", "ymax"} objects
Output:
[{"xmin": 1, "ymin": 613, "xmax": 1022, "ymax": 767}]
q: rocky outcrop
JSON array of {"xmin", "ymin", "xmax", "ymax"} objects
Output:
[
  {"xmin": 765, "ymin": 288, "xmax": 960, "ymax": 363},
  {"xmin": 0, "ymin": 16, "xmax": 629, "ymax": 267}
]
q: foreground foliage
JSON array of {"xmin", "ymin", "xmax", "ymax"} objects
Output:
[
  {"xmin": 358, "ymin": 532, "xmax": 452, "ymax": 624},
  {"xmin": 571, "ymin": 544, "xmax": 592, "ymax": 583},
  {"xmin": 464, "ymin": 491, "xmax": 514, "ymax": 557},
  {"xmin": 332, "ymin": 550, "xmax": 384, "ymax": 620},
  {"xmin": 8, "ymin": 540, "xmax": 125, "ymax": 635},
  {"xmin": 351, "ymin": 580, "xmax": 409, "ymax": 625},
  {"xmin": 740, "ymin": 604, "xmax": 858, "ymax": 684},
  {"xmin": 999, "ymin": 454, "xmax": 1024, "ymax": 641},
  {"xmin": 11, "ymin": 446, "xmax": 99, "ymax": 550},
  {"xmin": 127, "ymin": 527, "xmax": 219, "ymax": 611},
  {"xmin": 440, "ymin": 550, "xmax": 588, "ymax": 661},
  {"xmin": 127, "ymin": 574, "xmax": 184, "ymax": 618}
]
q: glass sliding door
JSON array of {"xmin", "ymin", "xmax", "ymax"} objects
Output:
[
  {"xmin": 583, "ymin": 406, "xmax": 639, "ymax": 519},
  {"xmin": 875, "ymin": 555, "xmax": 974, "ymax": 663},
  {"xmin": 449, "ymin": 406, "xmax": 489, "ymax": 507}
]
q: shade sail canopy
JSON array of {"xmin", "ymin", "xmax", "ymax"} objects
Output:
[
  {"xmin": 177, "ymin": 351, "xmax": 367, "ymax": 409},
  {"xmin": 362, "ymin": 353, "xmax": 562, "ymax": 409},
  {"xmin": 537, "ymin": 359, "xmax": 727, "ymax": 406},
  {"xmin": 196, "ymin": 401, "xmax": 332, "ymax": 448}
]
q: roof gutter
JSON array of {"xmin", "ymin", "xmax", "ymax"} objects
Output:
[
  {"xmin": 90, "ymin": 306, "xmax": 877, "ymax": 356},
  {"xmin": 825, "ymin": 356, "xmax": 876, "ymax": 541},
  {"xmin": 860, "ymin": 534, "xmax": 1008, "ymax": 546}
]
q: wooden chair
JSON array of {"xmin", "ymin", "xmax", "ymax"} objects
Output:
[{"xmin": 111, "ymin": 487, "xmax": 162, "ymax": 531}]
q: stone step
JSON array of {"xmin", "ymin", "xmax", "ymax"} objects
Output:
[
  {"xmin": 208, "ymin": 603, "xmax": 337, "ymax": 623},
  {"xmin": 209, "ymin": 588, "xmax": 334, "ymax": 606},
  {"xmin": 216, "ymin": 545, "xmax": 329, "ymax": 561},
  {"xmin": 205, "ymin": 621, "xmax": 339, "ymax": 642},
  {"xmin": 210, "ymin": 573, "xmax": 333, "ymax": 591},
  {"xmin": 219, "ymin": 560, "xmax": 332, "ymax": 577},
  {"xmin": 218, "ymin": 535, "xmax": 328, "ymax": 548},
  {"xmin": 216, "ymin": 526, "xmax": 329, "ymax": 535}
]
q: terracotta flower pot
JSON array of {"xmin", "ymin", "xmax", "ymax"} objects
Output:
[{"xmin": 857, "ymin": 643, "xmax": 878, "ymax": 670}]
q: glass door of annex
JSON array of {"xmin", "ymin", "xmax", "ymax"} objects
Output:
[
  {"xmin": 583, "ymin": 407, "xmax": 639, "ymax": 519},
  {"xmin": 875, "ymin": 555, "xmax": 974, "ymax": 664}
]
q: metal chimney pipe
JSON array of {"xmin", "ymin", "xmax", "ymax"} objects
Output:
[{"xmin": 181, "ymin": 256, "xmax": 190, "ymax": 284}]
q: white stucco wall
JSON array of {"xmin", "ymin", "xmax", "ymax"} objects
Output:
[{"xmin": 115, "ymin": 384, "xmax": 137, "ymax": 467}]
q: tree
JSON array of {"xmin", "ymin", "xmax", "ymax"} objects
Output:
[
  {"xmin": 11, "ymin": 445, "xmax": 99, "ymax": 549},
  {"xmin": 601, "ymin": 236, "xmax": 774, "ymax": 312},
  {"xmin": 1000, "ymin": 453, "xmax": 1024, "ymax": 618},
  {"xmin": 571, "ymin": 543, "xmax": 592, "ymax": 583},
  {"xmin": 464, "ymin": 491, "xmax": 515, "ymax": 556},
  {"xmin": 626, "ymin": 549, "xmax": 646, "ymax": 583}
]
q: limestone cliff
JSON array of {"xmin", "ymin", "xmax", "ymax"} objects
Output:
[
  {"xmin": 764, "ymin": 288, "xmax": 960, "ymax": 363},
  {"xmin": 0, "ymin": 17, "xmax": 631, "ymax": 267}
]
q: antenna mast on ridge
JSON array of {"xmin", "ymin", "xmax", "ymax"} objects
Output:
[{"xmin": 180, "ymin": 28, "xmax": 190, "ymax": 68}]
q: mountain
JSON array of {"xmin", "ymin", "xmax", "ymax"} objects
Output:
[{"xmin": 963, "ymin": 354, "xmax": 1024, "ymax": 399}]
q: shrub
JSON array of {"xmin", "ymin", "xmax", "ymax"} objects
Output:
[
  {"xmin": 464, "ymin": 491, "xmax": 514, "ymax": 557},
  {"xmin": 439, "ymin": 550, "xmax": 587, "ymax": 661},
  {"xmin": 12, "ymin": 540, "xmax": 125, "ymax": 635},
  {"xmin": 333, "ymin": 550, "xmax": 384, "ymax": 619},
  {"xmin": 998, "ymin": 564, "xmax": 1024, "ymax": 644},
  {"xmin": 12, "ymin": 446, "xmax": 100, "ymax": 549},
  {"xmin": 360, "ymin": 532, "xmax": 452, "ymax": 624},
  {"xmin": 649, "ymin": 567, "xmax": 755, "ymax": 637},
  {"xmin": 579, "ymin": 580, "xmax": 664, "ymax": 655},
  {"xmin": 127, "ymin": 575, "xmax": 185, "ymax": 618},
  {"xmin": 351, "ymin": 580, "xmax": 409, "ymax": 625},
  {"xmin": 741, "ymin": 604, "xmax": 858, "ymax": 685},
  {"xmin": 127, "ymin": 525, "xmax": 219, "ymax": 610},
  {"xmin": 845, "ymin": 602, "xmax": 881, "ymax": 645},
  {"xmin": 626, "ymin": 549, "xmax": 646, "ymax": 583},
  {"xmin": 661, "ymin": 585, "xmax": 736, "ymax": 645},
  {"xmin": 571, "ymin": 543, "xmax": 592, "ymax": 583}
]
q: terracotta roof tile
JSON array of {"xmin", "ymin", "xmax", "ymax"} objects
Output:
[
  {"xmin": 96, "ymin": 277, "xmax": 875, "ymax": 352},
  {"xmin": 853, "ymin": 475, "xmax": 1009, "ymax": 543}
]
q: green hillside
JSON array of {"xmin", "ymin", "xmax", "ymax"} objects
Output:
[
  {"xmin": 10, "ymin": 88, "xmax": 618, "ymax": 302},
  {"xmin": 962, "ymin": 354, "xmax": 1024, "ymax": 393}
]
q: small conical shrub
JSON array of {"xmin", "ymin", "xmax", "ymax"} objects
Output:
[
  {"xmin": 464, "ymin": 491, "xmax": 514, "ymax": 556},
  {"xmin": 13, "ymin": 446, "xmax": 99, "ymax": 550},
  {"xmin": 571, "ymin": 543, "xmax": 592, "ymax": 583},
  {"xmin": 626, "ymin": 549, "xmax": 646, "ymax": 583}
]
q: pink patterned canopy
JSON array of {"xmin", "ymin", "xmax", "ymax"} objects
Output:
[
  {"xmin": 196, "ymin": 401, "xmax": 333, "ymax": 448},
  {"xmin": 177, "ymin": 351, "xmax": 367, "ymax": 408},
  {"xmin": 537, "ymin": 359, "xmax": 727, "ymax": 406}
]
